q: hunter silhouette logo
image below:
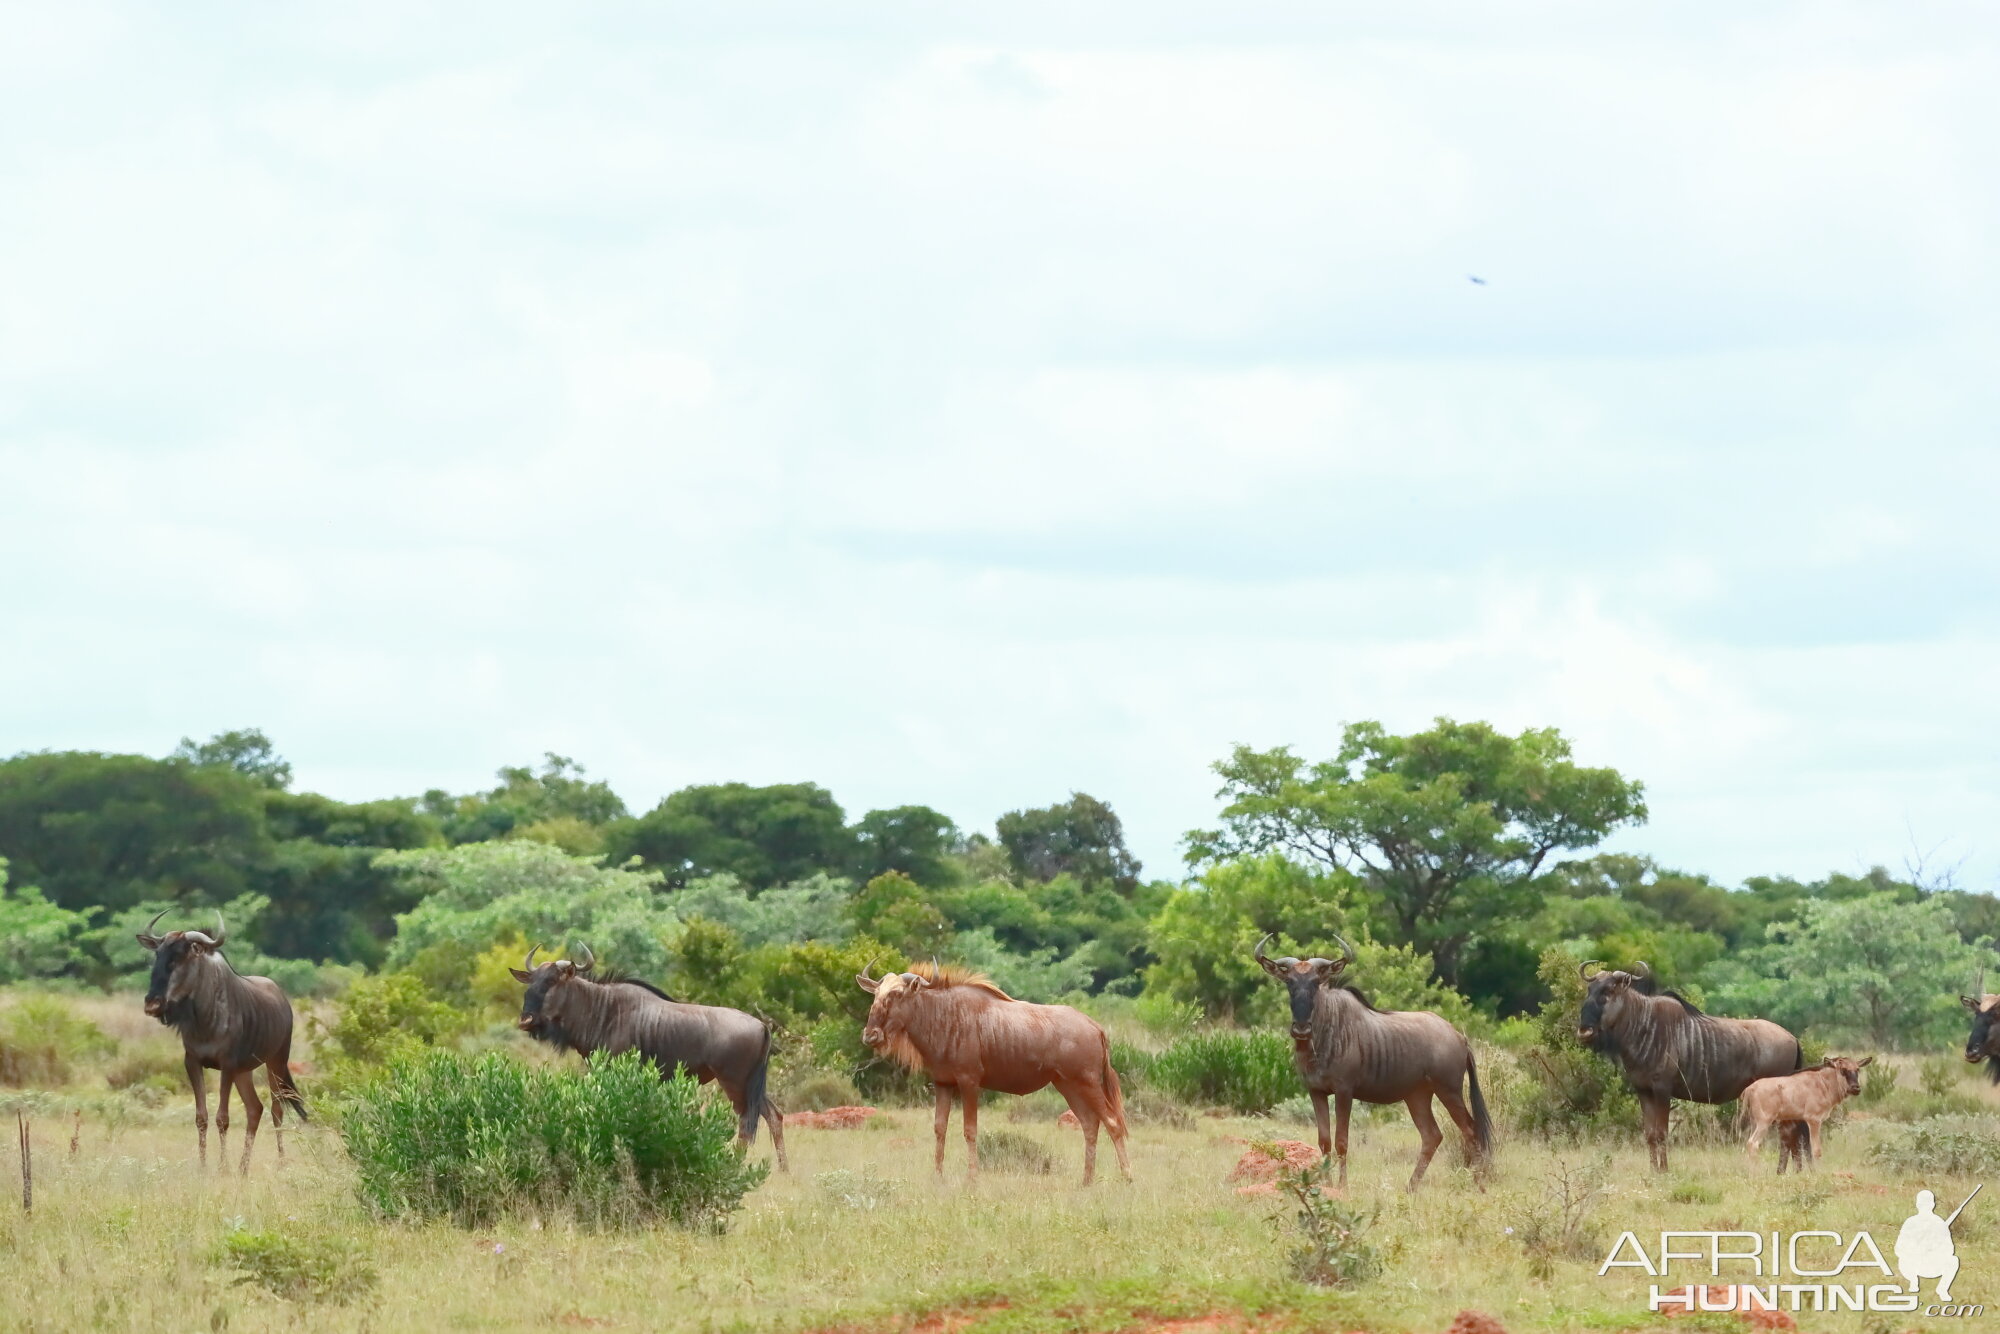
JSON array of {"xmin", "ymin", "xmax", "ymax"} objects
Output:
[
  {"xmin": 1600, "ymin": 1181, "xmax": 1983, "ymax": 1318},
  {"xmin": 1897, "ymin": 1186, "xmax": 1979, "ymax": 1303}
]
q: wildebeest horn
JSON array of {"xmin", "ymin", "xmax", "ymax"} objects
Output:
[
  {"xmin": 857, "ymin": 955, "xmax": 880, "ymax": 984},
  {"xmin": 211, "ymin": 911, "xmax": 226, "ymax": 947},
  {"xmin": 574, "ymin": 941, "xmax": 595, "ymax": 973},
  {"xmin": 525, "ymin": 943, "xmax": 543, "ymax": 971},
  {"xmin": 1254, "ymin": 933, "xmax": 1275, "ymax": 965},
  {"xmin": 138, "ymin": 907, "xmax": 170, "ymax": 948},
  {"xmin": 1631, "ymin": 960, "xmax": 1652, "ymax": 980},
  {"xmin": 1580, "ymin": 960, "xmax": 1604, "ymax": 981},
  {"xmin": 1329, "ymin": 932, "xmax": 1357, "ymax": 966}
]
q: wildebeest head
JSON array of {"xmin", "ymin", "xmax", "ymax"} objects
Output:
[
  {"xmin": 1821, "ymin": 1054, "xmax": 1874, "ymax": 1097},
  {"xmin": 135, "ymin": 909, "xmax": 226, "ymax": 1022},
  {"xmin": 1576, "ymin": 960, "xmax": 1655, "ymax": 1053},
  {"xmin": 510, "ymin": 941, "xmax": 596, "ymax": 1047},
  {"xmin": 1961, "ymin": 977, "xmax": 2000, "ymax": 1081},
  {"xmin": 1253, "ymin": 933, "xmax": 1355, "ymax": 1040},
  {"xmin": 854, "ymin": 957, "xmax": 931, "ymax": 1062}
]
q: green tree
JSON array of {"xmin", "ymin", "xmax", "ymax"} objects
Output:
[
  {"xmin": 0, "ymin": 856, "xmax": 96, "ymax": 983},
  {"xmin": 1187, "ymin": 719, "xmax": 1646, "ymax": 986},
  {"xmin": 608, "ymin": 782, "xmax": 853, "ymax": 888},
  {"xmin": 1705, "ymin": 893, "xmax": 1992, "ymax": 1050},
  {"xmin": 849, "ymin": 805, "xmax": 959, "ymax": 886},
  {"xmin": 1142, "ymin": 854, "xmax": 1470, "ymax": 1027},
  {"xmin": 422, "ymin": 754, "xmax": 629, "ymax": 847},
  {"xmin": 848, "ymin": 872, "xmax": 955, "ymax": 956},
  {"xmin": 996, "ymin": 792, "xmax": 1141, "ymax": 892},
  {"xmin": 173, "ymin": 728, "xmax": 294, "ymax": 790}
]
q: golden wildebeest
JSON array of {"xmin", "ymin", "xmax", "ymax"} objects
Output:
[
  {"xmin": 855, "ymin": 960, "xmax": 1130, "ymax": 1184},
  {"xmin": 1739, "ymin": 1055, "xmax": 1873, "ymax": 1170},
  {"xmin": 137, "ymin": 910, "xmax": 308, "ymax": 1174},
  {"xmin": 511, "ymin": 943, "xmax": 786, "ymax": 1170},
  {"xmin": 1255, "ymin": 933, "xmax": 1491, "ymax": 1192},
  {"xmin": 1577, "ymin": 960, "xmax": 1800, "ymax": 1171}
]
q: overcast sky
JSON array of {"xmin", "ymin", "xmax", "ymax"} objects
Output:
[{"xmin": 3, "ymin": 3, "xmax": 1996, "ymax": 890}]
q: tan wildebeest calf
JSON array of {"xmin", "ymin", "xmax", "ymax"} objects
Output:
[
  {"xmin": 1740, "ymin": 1055, "xmax": 1873, "ymax": 1171},
  {"xmin": 856, "ymin": 961, "xmax": 1130, "ymax": 1185}
]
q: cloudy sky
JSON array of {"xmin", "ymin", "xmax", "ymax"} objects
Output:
[{"xmin": 3, "ymin": 3, "xmax": 1996, "ymax": 888}]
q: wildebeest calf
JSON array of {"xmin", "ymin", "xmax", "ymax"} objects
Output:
[{"xmin": 1740, "ymin": 1055, "xmax": 1872, "ymax": 1171}]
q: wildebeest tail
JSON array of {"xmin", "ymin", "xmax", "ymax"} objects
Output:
[
  {"xmin": 1466, "ymin": 1047, "xmax": 1493, "ymax": 1160},
  {"xmin": 738, "ymin": 1024, "xmax": 773, "ymax": 1143},
  {"xmin": 1101, "ymin": 1043, "xmax": 1127, "ymax": 1136},
  {"xmin": 272, "ymin": 1066, "xmax": 310, "ymax": 1123}
]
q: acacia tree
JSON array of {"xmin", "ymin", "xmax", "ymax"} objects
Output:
[{"xmin": 1185, "ymin": 719, "xmax": 1646, "ymax": 986}]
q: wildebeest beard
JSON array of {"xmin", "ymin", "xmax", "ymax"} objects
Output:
[{"xmin": 146, "ymin": 940, "xmax": 202, "ymax": 1031}]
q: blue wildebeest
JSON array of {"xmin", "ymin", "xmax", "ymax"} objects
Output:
[
  {"xmin": 1959, "ymin": 971, "xmax": 1998, "ymax": 1081},
  {"xmin": 137, "ymin": 910, "xmax": 308, "ymax": 1173},
  {"xmin": 1740, "ymin": 1055, "xmax": 1873, "ymax": 1172},
  {"xmin": 1576, "ymin": 960, "xmax": 1800, "ymax": 1171},
  {"xmin": 856, "ymin": 959, "xmax": 1130, "ymax": 1185},
  {"xmin": 1255, "ymin": 934, "xmax": 1491, "ymax": 1192},
  {"xmin": 511, "ymin": 943, "xmax": 787, "ymax": 1170}
]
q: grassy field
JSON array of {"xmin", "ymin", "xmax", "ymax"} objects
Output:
[{"xmin": 3, "ymin": 995, "xmax": 1997, "ymax": 1333}]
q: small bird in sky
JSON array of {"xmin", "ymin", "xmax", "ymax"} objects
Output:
[{"xmin": 1467, "ymin": 274, "xmax": 1487, "ymax": 285}]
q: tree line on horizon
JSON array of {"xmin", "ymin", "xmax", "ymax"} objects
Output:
[{"xmin": 1, "ymin": 719, "xmax": 1993, "ymax": 1050}]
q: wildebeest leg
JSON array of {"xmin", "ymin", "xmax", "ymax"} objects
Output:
[
  {"xmin": 1311, "ymin": 1091, "xmax": 1331, "ymax": 1160},
  {"xmin": 266, "ymin": 1064, "xmax": 284, "ymax": 1160},
  {"xmin": 1639, "ymin": 1093, "xmax": 1671, "ymax": 1171},
  {"xmin": 1404, "ymin": 1094, "xmax": 1444, "ymax": 1191},
  {"xmin": 931, "ymin": 1084, "xmax": 952, "ymax": 1179},
  {"xmin": 215, "ymin": 1065, "xmax": 236, "ymax": 1173},
  {"xmin": 233, "ymin": 1070, "xmax": 263, "ymax": 1176},
  {"xmin": 763, "ymin": 1100, "xmax": 787, "ymax": 1173},
  {"xmin": 185, "ymin": 1052, "xmax": 209, "ymax": 1168},
  {"xmin": 960, "ymin": 1083, "xmax": 980, "ymax": 1182},
  {"xmin": 1436, "ymin": 1085, "xmax": 1485, "ymax": 1190},
  {"xmin": 1334, "ymin": 1094, "xmax": 1352, "ymax": 1190},
  {"xmin": 1804, "ymin": 1117, "xmax": 1823, "ymax": 1167},
  {"xmin": 1744, "ymin": 1114, "xmax": 1768, "ymax": 1165},
  {"xmin": 1066, "ymin": 1087, "xmax": 1101, "ymax": 1186}
]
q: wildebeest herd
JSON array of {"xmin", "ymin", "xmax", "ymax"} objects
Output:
[{"xmin": 132, "ymin": 914, "xmax": 2000, "ymax": 1188}]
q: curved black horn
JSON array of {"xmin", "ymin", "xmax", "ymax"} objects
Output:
[
  {"xmin": 1328, "ymin": 932, "xmax": 1357, "ymax": 966},
  {"xmin": 574, "ymin": 941, "xmax": 595, "ymax": 973},
  {"xmin": 525, "ymin": 943, "xmax": 543, "ymax": 971},
  {"xmin": 1580, "ymin": 959, "xmax": 1604, "ymax": 981},
  {"xmin": 1631, "ymin": 959, "xmax": 1652, "ymax": 980}
]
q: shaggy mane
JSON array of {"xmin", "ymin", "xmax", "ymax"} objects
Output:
[
  {"xmin": 908, "ymin": 962, "xmax": 1015, "ymax": 1000},
  {"xmin": 1331, "ymin": 983, "xmax": 1378, "ymax": 1012},
  {"xmin": 1631, "ymin": 976, "xmax": 1705, "ymax": 1015},
  {"xmin": 608, "ymin": 975, "xmax": 680, "ymax": 1003}
]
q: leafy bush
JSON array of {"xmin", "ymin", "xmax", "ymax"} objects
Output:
[
  {"xmin": 0, "ymin": 859, "xmax": 96, "ymax": 983},
  {"xmin": 976, "ymin": 1128, "xmax": 1056, "ymax": 1175},
  {"xmin": 1867, "ymin": 1116, "xmax": 2000, "ymax": 1177},
  {"xmin": 1509, "ymin": 948, "xmax": 1639, "ymax": 1137},
  {"xmin": 343, "ymin": 1049, "xmax": 767, "ymax": 1229},
  {"xmin": 1150, "ymin": 1030, "xmax": 1296, "ymax": 1114},
  {"xmin": 780, "ymin": 1068, "xmax": 861, "ymax": 1112},
  {"xmin": 312, "ymin": 972, "xmax": 470, "ymax": 1076},
  {"xmin": 0, "ymin": 995, "xmax": 115, "ymax": 1086},
  {"xmin": 1271, "ymin": 1164, "xmax": 1379, "ymax": 1286},
  {"xmin": 103, "ymin": 1044, "xmax": 186, "ymax": 1092},
  {"xmin": 213, "ymin": 1227, "xmax": 378, "ymax": 1305}
]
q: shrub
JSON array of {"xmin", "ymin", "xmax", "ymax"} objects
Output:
[
  {"xmin": 1510, "ymin": 948, "xmax": 1639, "ymax": 1138},
  {"xmin": 977, "ymin": 1128, "xmax": 1056, "ymax": 1175},
  {"xmin": 0, "ymin": 995, "xmax": 115, "ymax": 1086},
  {"xmin": 1108, "ymin": 1039, "xmax": 1155, "ymax": 1087},
  {"xmin": 213, "ymin": 1227, "xmax": 378, "ymax": 1305},
  {"xmin": 1150, "ymin": 1030, "xmax": 1296, "ymax": 1114},
  {"xmin": 816, "ymin": 1166, "xmax": 901, "ymax": 1209},
  {"xmin": 103, "ymin": 1044, "xmax": 185, "ymax": 1092},
  {"xmin": 1867, "ymin": 1116, "xmax": 2000, "ymax": 1177},
  {"xmin": 313, "ymin": 972, "xmax": 470, "ymax": 1074},
  {"xmin": 342, "ymin": 1049, "xmax": 767, "ymax": 1229},
  {"xmin": 781, "ymin": 1068, "xmax": 860, "ymax": 1112},
  {"xmin": 1271, "ymin": 1164, "xmax": 1379, "ymax": 1286}
]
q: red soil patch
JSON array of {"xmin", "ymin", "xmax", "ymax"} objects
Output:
[
  {"xmin": 1057, "ymin": 1109, "xmax": 1080, "ymax": 1128},
  {"xmin": 785, "ymin": 1106, "xmax": 881, "ymax": 1129},
  {"xmin": 1444, "ymin": 1313, "xmax": 1508, "ymax": 1334},
  {"xmin": 1657, "ymin": 1287, "xmax": 1797, "ymax": 1330},
  {"xmin": 1226, "ymin": 1139, "xmax": 1322, "ymax": 1185}
]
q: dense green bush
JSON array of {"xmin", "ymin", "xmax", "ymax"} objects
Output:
[
  {"xmin": 1867, "ymin": 1116, "xmax": 2000, "ymax": 1177},
  {"xmin": 343, "ymin": 1049, "xmax": 767, "ymax": 1229},
  {"xmin": 0, "ymin": 994, "xmax": 115, "ymax": 1086},
  {"xmin": 1508, "ymin": 948, "xmax": 1639, "ymax": 1138},
  {"xmin": 1150, "ymin": 1030, "xmax": 1296, "ymax": 1114},
  {"xmin": 213, "ymin": 1226, "xmax": 378, "ymax": 1305},
  {"xmin": 311, "ymin": 972, "xmax": 471, "ymax": 1077}
]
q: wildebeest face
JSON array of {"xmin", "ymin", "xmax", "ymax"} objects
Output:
[
  {"xmin": 136, "ymin": 916, "xmax": 223, "ymax": 1022},
  {"xmin": 1962, "ymin": 994, "xmax": 2000, "ymax": 1071},
  {"xmin": 1824, "ymin": 1054, "xmax": 1873, "ymax": 1096},
  {"xmin": 1255, "ymin": 951, "xmax": 1346, "ymax": 1038},
  {"xmin": 511, "ymin": 960, "xmax": 581, "ymax": 1044},
  {"xmin": 856, "ymin": 970, "xmax": 929, "ymax": 1052},
  {"xmin": 1576, "ymin": 970, "xmax": 1639, "ymax": 1052}
]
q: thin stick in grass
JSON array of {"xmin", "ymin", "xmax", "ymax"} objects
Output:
[{"xmin": 16, "ymin": 1112, "xmax": 28, "ymax": 1216}]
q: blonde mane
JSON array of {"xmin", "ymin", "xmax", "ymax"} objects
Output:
[{"xmin": 909, "ymin": 961, "xmax": 1015, "ymax": 1000}]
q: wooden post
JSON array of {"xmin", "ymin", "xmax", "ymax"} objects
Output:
[
  {"xmin": 16, "ymin": 1112, "xmax": 29, "ymax": 1216},
  {"xmin": 70, "ymin": 1108, "xmax": 81, "ymax": 1157}
]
